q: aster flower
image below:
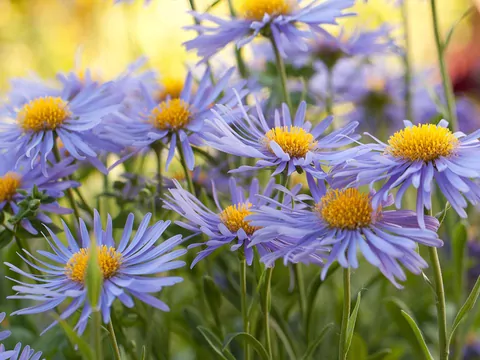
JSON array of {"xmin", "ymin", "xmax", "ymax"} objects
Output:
[
  {"xmin": 106, "ymin": 68, "xmax": 247, "ymax": 171},
  {"xmin": 164, "ymin": 177, "xmax": 311, "ymax": 266},
  {"xmin": 0, "ymin": 155, "xmax": 78, "ymax": 235},
  {"xmin": 0, "ymin": 74, "xmax": 124, "ymax": 175},
  {"xmin": 0, "ymin": 343, "xmax": 43, "ymax": 360},
  {"xmin": 5, "ymin": 210, "xmax": 186, "ymax": 335},
  {"xmin": 184, "ymin": 0, "xmax": 355, "ymax": 61},
  {"xmin": 249, "ymin": 179, "xmax": 443, "ymax": 288},
  {"xmin": 204, "ymin": 97, "xmax": 361, "ymax": 178},
  {"xmin": 332, "ymin": 120, "xmax": 480, "ymax": 228}
]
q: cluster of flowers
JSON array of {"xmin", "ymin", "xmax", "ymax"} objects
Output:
[{"xmin": 1, "ymin": 0, "xmax": 480, "ymax": 357}]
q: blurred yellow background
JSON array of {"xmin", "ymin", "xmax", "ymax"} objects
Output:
[{"xmin": 0, "ymin": 0, "xmax": 473, "ymax": 89}]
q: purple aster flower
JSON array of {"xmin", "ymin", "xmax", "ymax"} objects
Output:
[
  {"xmin": 5, "ymin": 210, "xmax": 186, "ymax": 335},
  {"xmin": 164, "ymin": 177, "xmax": 306, "ymax": 266},
  {"xmin": 0, "ymin": 313, "xmax": 11, "ymax": 342},
  {"xmin": 105, "ymin": 68, "xmax": 247, "ymax": 171},
  {"xmin": 0, "ymin": 75, "xmax": 124, "ymax": 175},
  {"xmin": 0, "ymin": 343, "xmax": 43, "ymax": 360},
  {"xmin": 203, "ymin": 96, "xmax": 361, "ymax": 179},
  {"xmin": 331, "ymin": 120, "xmax": 480, "ymax": 228},
  {"xmin": 249, "ymin": 178, "xmax": 443, "ymax": 288},
  {"xmin": 0, "ymin": 155, "xmax": 78, "ymax": 235},
  {"xmin": 184, "ymin": 0, "xmax": 355, "ymax": 61}
]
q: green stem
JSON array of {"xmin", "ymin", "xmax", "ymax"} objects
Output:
[
  {"xmin": 428, "ymin": 247, "xmax": 449, "ymax": 360},
  {"xmin": 430, "ymin": 0, "xmax": 458, "ymax": 131},
  {"xmin": 338, "ymin": 268, "xmax": 351, "ymax": 360},
  {"xmin": 401, "ymin": 1, "xmax": 413, "ymax": 121},
  {"xmin": 73, "ymin": 187, "xmax": 93, "ymax": 215},
  {"xmin": 240, "ymin": 256, "xmax": 251, "ymax": 360},
  {"xmin": 176, "ymin": 142, "xmax": 195, "ymax": 195},
  {"xmin": 108, "ymin": 320, "xmax": 122, "ymax": 360},
  {"xmin": 325, "ymin": 68, "xmax": 334, "ymax": 116},
  {"xmin": 269, "ymin": 37, "xmax": 292, "ymax": 109},
  {"xmin": 154, "ymin": 146, "xmax": 163, "ymax": 208},
  {"xmin": 264, "ymin": 267, "xmax": 273, "ymax": 359},
  {"xmin": 227, "ymin": 0, "xmax": 248, "ymax": 78},
  {"xmin": 93, "ymin": 311, "xmax": 103, "ymax": 360},
  {"xmin": 294, "ymin": 264, "xmax": 307, "ymax": 336}
]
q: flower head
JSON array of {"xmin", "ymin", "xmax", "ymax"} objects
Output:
[
  {"xmin": 164, "ymin": 177, "xmax": 300, "ymax": 266},
  {"xmin": 0, "ymin": 313, "xmax": 10, "ymax": 342},
  {"xmin": 204, "ymin": 97, "xmax": 361, "ymax": 178},
  {"xmin": 249, "ymin": 178, "xmax": 443, "ymax": 288},
  {"xmin": 6, "ymin": 210, "xmax": 186, "ymax": 335},
  {"xmin": 184, "ymin": 0, "xmax": 355, "ymax": 62},
  {"xmin": 332, "ymin": 120, "xmax": 480, "ymax": 228},
  {"xmin": 0, "ymin": 155, "xmax": 78, "ymax": 235},
  {"xmin": 0, "ymin": 74, "xmax": 124, "ymax": 175},
  {"xmin": 0, "ymin": 343, "xmax": 43, "ymax": 360},
  {"xmin": 106, "ymin": 68, "xmax": 247, "ymax": 171}
]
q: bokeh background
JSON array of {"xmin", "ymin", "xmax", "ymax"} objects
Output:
[{"xmin": 0, "ymin": 0, "xmax": 475, "ymax": 89}]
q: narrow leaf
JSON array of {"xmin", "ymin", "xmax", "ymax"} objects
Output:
[
  {"xmin": 452, "ymin": 222, "xmax": 467, "ymax": 304},
  {"xmin": 52, "ymin": 313, "xmax": 94, "ymax": 360},
  {"xmin": 449, "ymin": 275, "xmax": 480, "ymax": 346},
  {"xmin": 400, "ymin": 311, "xmax": 434, "ymax": 360},
  {"xmin": 197, "ymin": 326, "xmax": 236, "ymax": 360},
  {"xmin": 367, "ymin": 349, "xmax": 392, "ymax": 360},
  {"xmin": 444, "ymin": 6, "xmax": 474, "ymax": 48},
  {"xmin": 223, "ymin": 332, "xmax": 269, "ymax": 360},
  {"xmin": 345, "ymin": 292, "xmax": 362, "ymax": 354},
  {"xmin": 301, "ymin": 323, "xmax": 334, "ymax": 360}
]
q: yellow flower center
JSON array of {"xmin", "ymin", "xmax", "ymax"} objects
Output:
[
  {"xmin": 220, "ymin": 202, "xmax": 258, "ymax": 235},
  {"xmin": 317, "ymin": 189, "xmax": 375, "ymax": 230},
  {"xmin": 17, "ymin": 97, "xmax": 71, "ymax": 132},
  {"xmin": 149, "ymin": 99, "xmax": 192, "ymax": 131},
  {"xmin": 264, "ymin": 126, "xmax": 317, "ymax": 158},
  {"xmin": 0, "ymin": 172, "xmax": 21, "ymax": 203},
  {"xmin": 240, "ymin": 0, "xmax": 293, "ymax": 20},
  {"xmin": 65, "ymin": 245, "xmax": 123, "ymax": 284},
  {"xmin": 157, "ymin": 78, "xmax": 184, "ymax": 101},
  {"xmin": 387, "ymin": 124, "xmax": 459, "ymax": 162}
]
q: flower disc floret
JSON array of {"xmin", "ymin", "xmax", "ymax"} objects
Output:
[
  {"xmin": 17, "ymin": 96, "xmax": 71, "ymax": 132},
  {"xmin": 65, "ymin": 245, "xmax": 123, "ymax": 283},
  {"xmin": 220, "ymin": 202, "xmax": 258, "ymax": 235},
  {"xmin": 0, "ymin": 172, "xmax": 21, "ymax": 203},
  {"xmin": 157, "ymin": 78, "xmax": 185, "ymax": 101},
  {"xmin": 318, "ymin": 188, "xmax": 375, "ymax": 230},
  {"xmin": 149, "ymin": 99, "xmax": 192, "ymax": 131},
  {"xmin": 264, "ymin": 126, "xmax": 317, "ymax": 158},
  {"xmin": 240, "ymin": 0, "xmax": 293, "ymax": 20},
  {"xmin": 386, "ymin": 124, "xmax": 459, "ymax": 162}
]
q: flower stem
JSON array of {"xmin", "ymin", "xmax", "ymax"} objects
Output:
[
  {"xmin": 338, "ymin": 268, "xmax": 351, "ymax": 360},
  {"xmin": 52, "ymin": 145, "xmax": 81, "ymax": 232},
  {"xmin": 428, "ymin": 247, "xmax": 449, "ymax": 360},
  {"xmin": 401, "ymin": 1, "xmax": 413, "ymax": 121},
  {"xmin": 108, "ymin": 320, "xmax": 121, "ymax": 360},
  {"xmin": 176, "ymin": 143, "xmax": 195, "ymax": 195},
  {"xmin": 154, "ymin": 146, "xmax": 163, "ymax": 208},
  {"xmin": 294, "ymin": 264, "xmax": 307, "ymax": 335},
  {"xmin": 263, "ymin": 267, "xmax": 273, "ymax": 359},
  {"xmin": 93, "ymin": 311, "xmax": 103, "ymax": 360},
  {"xmin": 227, "ymin": 0, "xmax": 248, "ymax": 78},
  {"xmin": 270, "ymin": 37, "xmax": 292, "ymax": 109},
  {"xmin": 430, "ymin": 0, "xmax": 458, "ymax": 131},
  {"xmin": 239, "ymin": 256, "xmax": 251, "ymax": 360},
  {"xmin": 326, "ymin": 68, "xmax": 334, "ymax": 116}
]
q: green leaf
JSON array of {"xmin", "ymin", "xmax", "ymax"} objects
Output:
[
  {"xmin": 141, "ymin": 346, "xmax": 146, "ymax": 360},
  {"xmin": 301, "ymin": 323, "xmax": 334, "ymax": 360},
  {"xmin": 197, "ymin": 326, "xmax": 236, "ymax": 360},
  {"xmin": 385, "ymin": 298, "xmax": 427, "ymax": 359},
  {"xmin": 345, "ymin": 292, "xmax": 362, "ymax": 354},
  {"xmin": 452, "ymin": 222, "xmax": 467, "ymax": 304},
  {"xmin": 270, "ymin": 319, "xmax": 297, "ymax": 360},
  {"xmin": 52, "ymin": 313, "xmax": 94, "ymax": 360},
  {"xmin": 449, "ymin": 275, "xmax": 480, "ymax": 346},
  {"xmin": 347, "ymin": 334, "xmax": 368, "ymax": 360},
  {"xmin": 400, "ymin": 311, "xmax": 434, "ymax": 360},
  {"xmin": 86, "ymin": 238, "xmax": 103, "ymax": 310},
  {"xmin": 203, "ymin": 275, "xmax": 223, "ymax": 311},
  {"xmin": 0, "ymin": 226, "xmax": 14, "ymax": 249},
  {"xmin": 223, "ymin": 332, "xmax": 269, "ymax": 360},
  {"xmin": 367, "ymin": 349, "xmax": 392, "ymax": 360},
  {"xmin": 444, "ymin": 6, "xmax": 474, "ymax": 48}
]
